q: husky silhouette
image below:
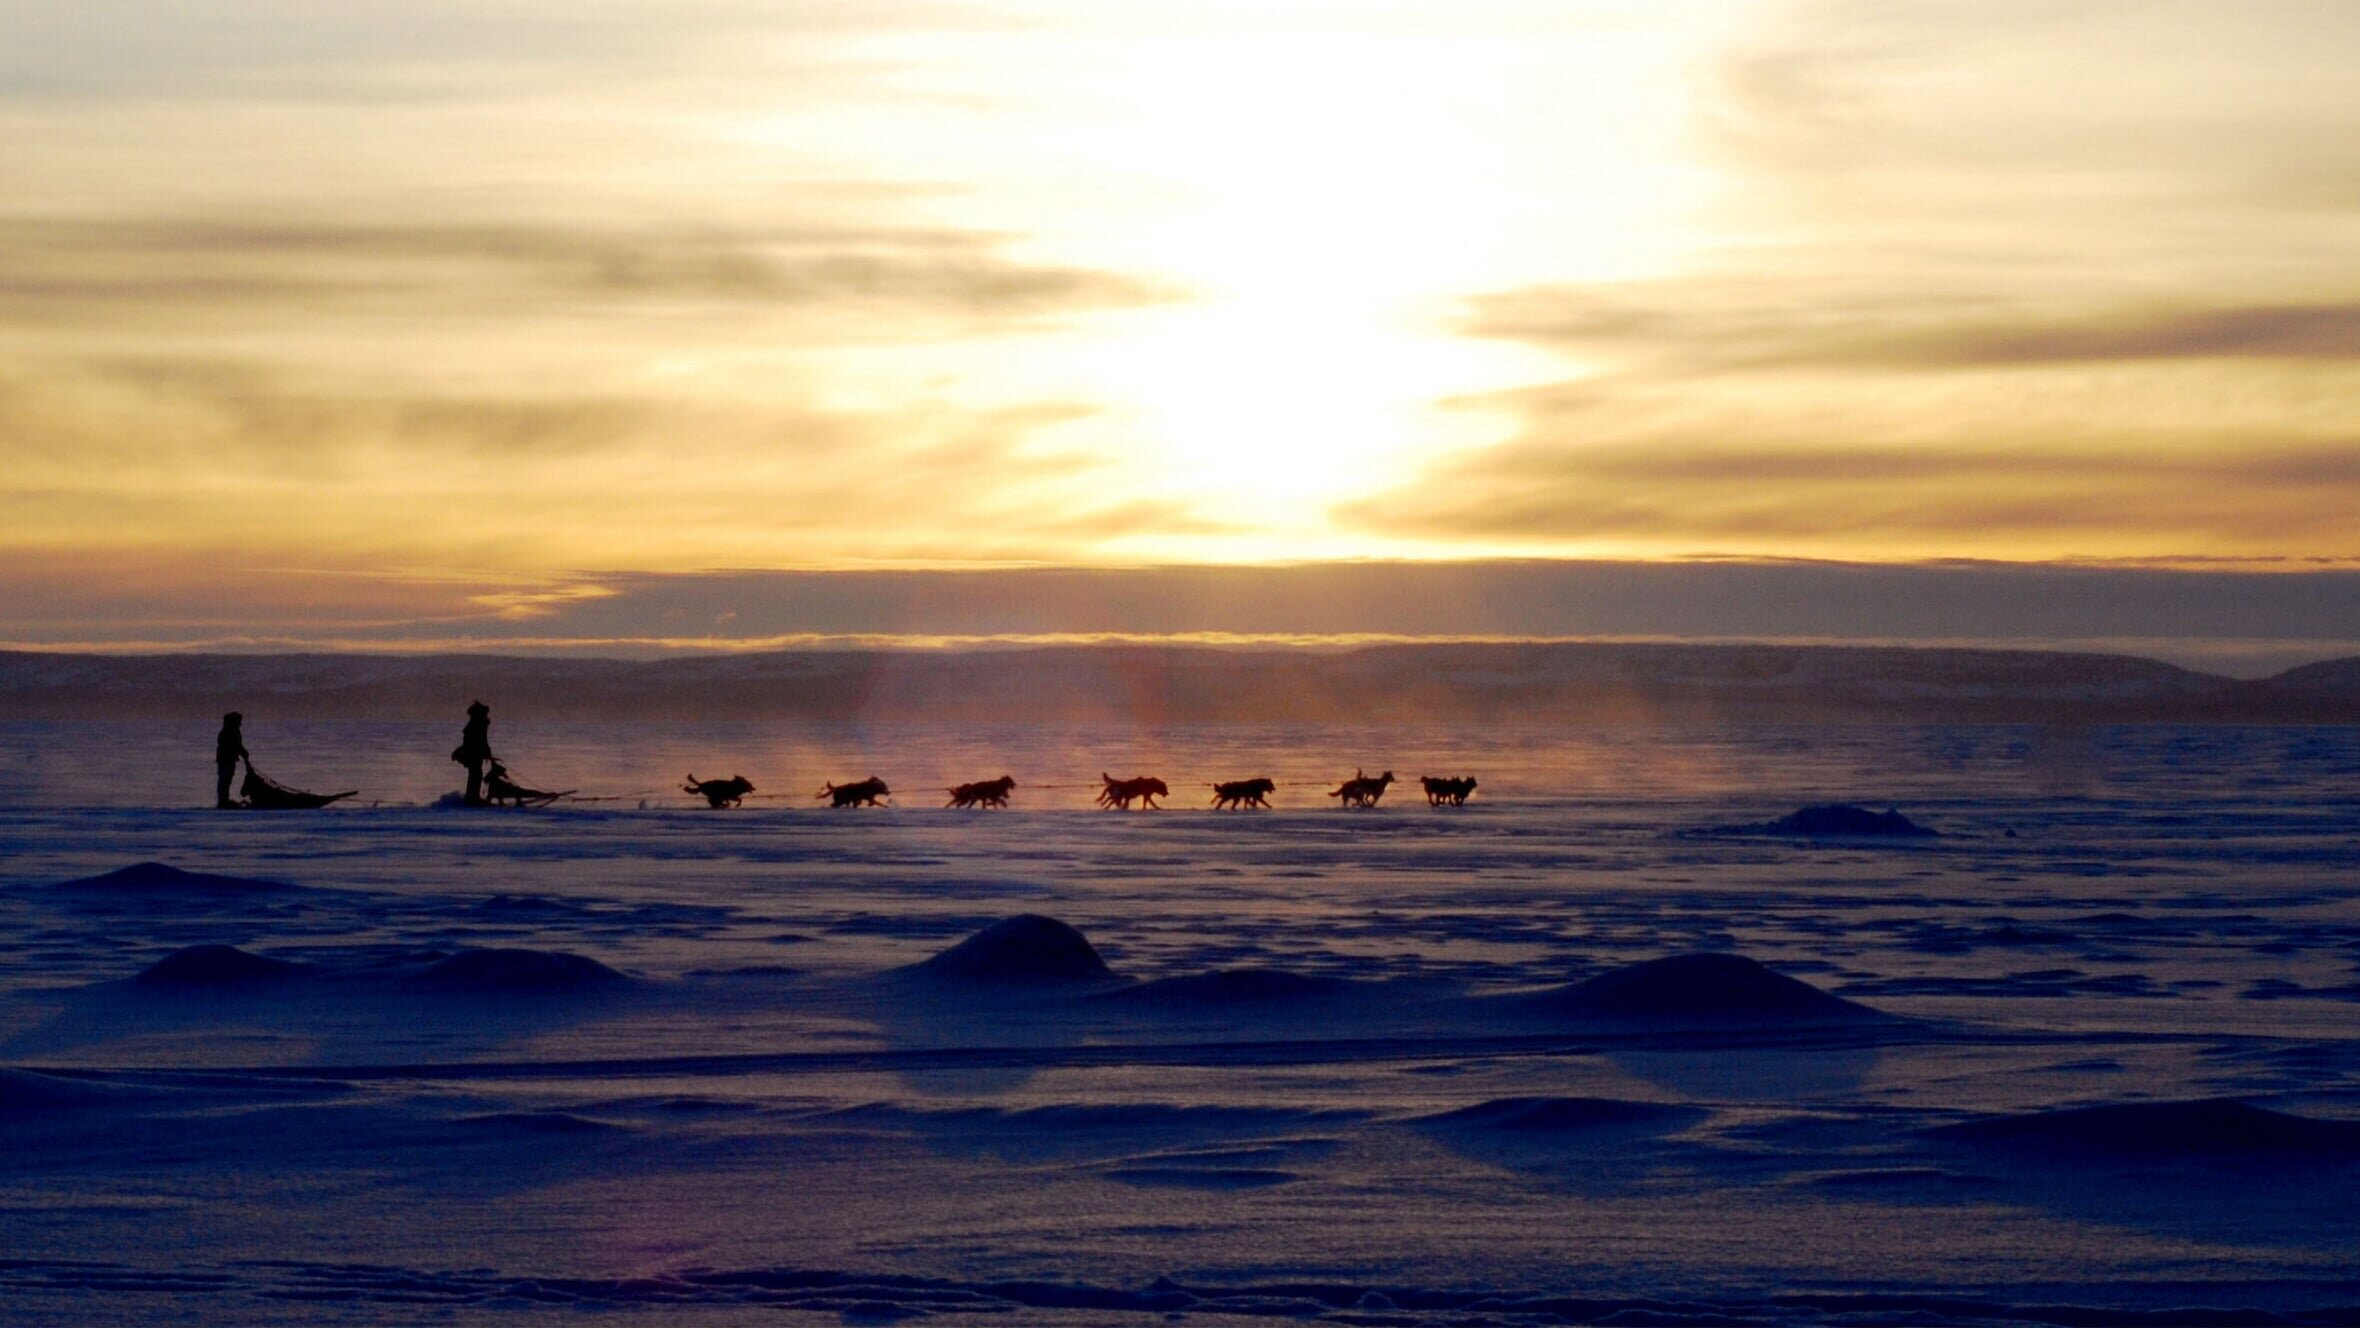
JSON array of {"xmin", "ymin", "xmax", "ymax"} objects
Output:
[
  {"xmin": 1420, "ymin": 775, "xmax": 1477, "ymax": 807},
  {"xmin": 1097, "ymin": 772, "xmax": 1169, "ymax": 810},
  {"xmin": 1328, "ymin": 768, "xmax": 1396, "ymax": 809},
  {"xmin": 684, "ymin": 773, "xmax": 755, "ymax": 808},
  {"xmin": 946, "ymin": 775, "xmax": 1017, "ymax": 809},
  {"xmin": 1211, "ymin": 777, "xmax": 1276, "ymax": 809},
  {"xmin": 817, "ymin": 776, "xmax": 890, "ymax": 808}
]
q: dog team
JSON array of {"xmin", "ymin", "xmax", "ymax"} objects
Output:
[
  {"xmin": 812, "ymin": 769, "xmax": 1474, "ymax": 811},
  {"xmin": 215, "ymin": 703, "xmax": 1477, "ymax": 811}
]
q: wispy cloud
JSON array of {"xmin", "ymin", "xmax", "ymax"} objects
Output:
[
  {"xmin": 1342, "ymin": 393, "xmax": 2360, "ymax": 558},
  {"xmin": 0, "ymin": 352, "xmax": 1165, "ymax": 567},
  {"xmin": 1699, "ymin": 0, "xmax": 2360, "ymax": 225},
  {"xmin": 1463, "ymin": 288, "xmax": 2360, "ymax": 372},
  {"xmin": 1346, "ymin": 0, "xmax": 2360, "ymax": 563},
  {"xmin": 0, "ymin": 0, "xmax": 976, "ymax": 101},
  {"xmin": 0, "ymin": 218, "xmax": 1172, "ymax": 324},
  {"xmin": 1877, "ymin": 305, "xmax": 2360, "ymax": 369}
]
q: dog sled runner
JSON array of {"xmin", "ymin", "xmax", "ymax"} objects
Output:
[{"xmin": 240, "ymin": 764, "xmax": 357, "ymax": 809}]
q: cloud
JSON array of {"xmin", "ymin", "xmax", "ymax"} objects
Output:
[
  {"xmin": 0, "ymin": 353, "xmax": 1196, "ymax": 568},
  {"xmin": 1702, "ymin": 0, "xmax": 2360, "ymax": 219},
  {"xmin": 1339, "ymin": 398, "xmax": 2360, "ymax": 558},
  {"xmin": 0, "ymin": 218, "xmax": 1173, "ymax": 327},
  {"xmin": 0, "ymin": 358, "xmax": 659, "ymax": 476},
  {"xmin": 1413, "ymin": 0, "xmax": 2360, "ymax": 572},
  {"xmin": 4, "ymin": 559, "xmax": 2354, "ymax": 677},
  {"xmin": 1885, "ymin": 305, "xmax": 2360, "ymax": 368},
  {"xmin": 1463, "ymin": 286, "xmax": 2360, "ymax": 372},
  {"xmin": 0, "ymin": 547, "xmax": 515, "ymax": 636},
  {"xmin": 0, "ymin": 0, "xmax": 976, "ymax": 101}
]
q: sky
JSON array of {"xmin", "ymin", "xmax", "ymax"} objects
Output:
[{"xmin": 2, "ymin": 0, "xmax": 2355, "ymax": 661}]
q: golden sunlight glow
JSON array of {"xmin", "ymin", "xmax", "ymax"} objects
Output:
[
  {"xmin": 2, "ymin": 0, "xmax": 2356, "ymax": 643},
  {"xmin": 725, "ymin": 5, "xmax": 1727, "ymax": 538}
]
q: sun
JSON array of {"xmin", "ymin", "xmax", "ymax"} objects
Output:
[{"xmin": 959, "ymin": 13, "xmax": 1718, "ymax": 547}]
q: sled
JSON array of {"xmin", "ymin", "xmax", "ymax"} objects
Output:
[
  {"xmin": 481, "ymin": 761, "xmax": 573, "ymax": 808},
  {"xmin": 240, "ymin": 764, "xmax": 358, "ymax": 810}
]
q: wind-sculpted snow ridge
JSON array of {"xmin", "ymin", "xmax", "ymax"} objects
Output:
[
  {"xmin": 910, "ymin": 915, "xmax": 1115, "ymax": 985},
  {"xmin": 452, "ymin": 1109, "xmax": 625, "ymax": 1135},
  {"xmin": 1930, "ymin": 1099, "xmax": 2360, "ymax": 1162},
  {"xmin": 1101, "ymin": 1163, "xmax": 1300, "ymax": 1189},
  {"xmin": 1522, "ymin": 953, "xmax": 1890, "ymax": 1029},
  {"xmin": 129, "ymin": 944, "xmax": 310, "ymax": 990},
  {"xmin": 1097, "ymin": 967, "xmax": 1350, "ymax": 1006},
  {"xmin": 1419, "ymin": 1095, "xmax": 1708, "ymax": 1133},
  {"xmin": 1841, "ymin": 968, "xmax": 2171, "ymax": 999},
  {"xmin": 399, "ymin": 948, "xmax": 634, "ymax": 994},
  {"xmin": 49, "ymin": 861, "xmax": 292, "ymax": 893},
  {"xmin": 814, "ymin": 1100, "xmax": 1366, "ymax": 1134},
  {"xmin": 7, "ymin": 1257, "xmax": 2347, "ymax": 1325}
]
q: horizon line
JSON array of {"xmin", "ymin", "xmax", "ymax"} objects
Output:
[{"xmin": 4, "ymin": 631, "xmax": 2355, "ymax": 680}]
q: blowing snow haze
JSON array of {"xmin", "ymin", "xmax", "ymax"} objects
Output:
[{"xmin": 7, "ymin": 642, "xmax": 2360, "ymax": 725}]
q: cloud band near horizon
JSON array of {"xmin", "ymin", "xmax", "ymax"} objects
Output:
[{"xmin": 3, "ymin": 559, "xmax": 2354, "ymax": 678}]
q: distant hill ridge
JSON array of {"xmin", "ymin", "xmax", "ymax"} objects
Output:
[{"xmin": 0, "ymin": 643, "xmax": 2355, "ymax": 723}]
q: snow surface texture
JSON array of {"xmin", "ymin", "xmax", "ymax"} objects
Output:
[{"xmin": 2, "ymin": 721, "xmax": 2359, "ymax": 1325}]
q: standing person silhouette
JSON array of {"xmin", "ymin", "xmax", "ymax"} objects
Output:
[
  {"xmin": 452, "ymin": 700, "xmax": 494, "ymax": 806},
  {"xmin": 214, "ymin": 711, "xmax": 249, "ymax": 809}
]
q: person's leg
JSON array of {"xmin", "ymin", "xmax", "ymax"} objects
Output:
[
  {"xmin": 216, "ymin": 762, "xmax": 237, "ymax": 808},
  {"xmin": 465, "ymin": 760, "xmax": 485, "ymax": 805}
]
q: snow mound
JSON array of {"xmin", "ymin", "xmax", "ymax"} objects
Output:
[
  {"xmin": 132, "ymin": 944, "xmax": 309, "ymax": 989},
  {"xmin": 1931, "ymin": 1098, "xmax": 2360, "ymax": 1161},
  {"xmin": 1750, "ymin": 804, "xmax": 1936, "ymax": 837},
  {"xmin": 54, "ymin": 861, "xmax": 290, "ymax": 892},
  {"xmin": 1421, "ymin": 1096, "xmax": 1704, "ymax": 1132},
  {"xmin": 1104, "ymin": 968, "xmax": 1346, "ymax": 1006},
  {"xmin": 403, "ymin": 948, "xmax": 632, "ymax": 994},
  {"xmin": 913, "ymin": 915, "xmax": 1114, "ymax": 985},
  {"xmin": 1528, "ymin": 953, "xmax": 1885, "ymax": 1028}
]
